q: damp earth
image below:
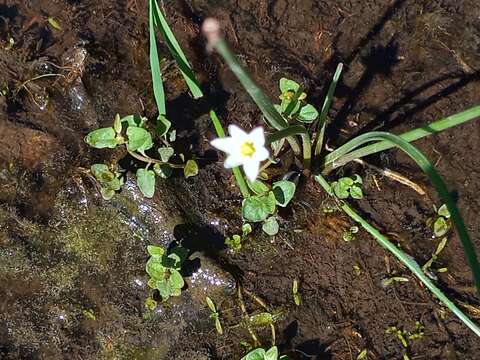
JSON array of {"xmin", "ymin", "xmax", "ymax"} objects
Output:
[{"xmin": 1, "ymin": 0, "xmax": 480, "ymax": 359}]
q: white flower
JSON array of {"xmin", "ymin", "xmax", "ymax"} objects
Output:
[{"xmin": 210, "ymin": 124, "xmax": 269, "ymax": 182}]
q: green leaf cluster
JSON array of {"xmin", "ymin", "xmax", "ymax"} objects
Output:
[
  {"xmin": 242, "ymin": 179, "xmax": 296, "ymax": 236},
  {"xmin": 145, "ymin": 245, "xmax": 188, "ymax": 301},
  {"xmin": 85, "ymin": 114, "xmax": 199, "ymax": 199},
  {"xmin": 276, "ymin": 78, "xmax": 319, "ymax": 123},
  {"xmin": 430, "ymin": 204, "xmax": 451, "ymax": 238},
  {"xmin": 206, "ymin": 296, "xmax": 223, "ymax": 335},
  {"xmin": 90, "ymin": 164, "xmax": 123, "ymax": 200},
  {"xmin": 225, "ymin": 223, "xmax": 252, "ymax": 251},
  {"xmin": 331, "ymin": 175, "xmax": 363, "ymax": 199},
  {"xmin": 241, "ymin": 346, "xmax": 291, "ymax": 360}
]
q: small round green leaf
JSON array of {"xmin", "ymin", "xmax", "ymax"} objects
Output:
[
  {"xmin": 85, "ymin": 127, "xmax": 117, "ymax": 148},
  {"xmin": 158, "ymin": 146, "xmax": 174, "ymax": 162},
  {"xmin": 433, "ymin": 217, "xmax": 449, "ymax": 237},
  {"xmin": 169, "ymin": 269, "xmax": 185, "ymax": 289},
  {"xmin": 242, "ymin": 348, "xmax": 266, "ymax": 360},
  {"xmin": 242, "ymin": 223, "xmax": 252, "ymax": 236},
  {"xmin": 272, "ymin": 180, "xmax": 296, "ymax": 207},
  {"xmin": 184, "ymin": 160, "xmax": 199, "ymax": 178},
  {"xmin": 298, "ymin": 104, "xmax": 319, "ymax": 123},
  {"xmin": 262, "ymin": 216, "xmax": 279, "ymax": 236},
  {"xmin": 127, "ymin": 126, "xmax": 153, "ymax": 153},
  {"xmin": 147, "ymin": 245, "xmax": 165, "ymax": 257},
  {"xmin": 279, "ymin": 78, "xmax": 300, "ymax": 93},
  {"xmin": 136, "ymin": 168, "xmax": 156, "ymax": 198},
  {"xmin": 350, "ymin": 185, "xmax": 364, "ymax": 199},
  {"xmin": 265, "ymin": 346, "xmax": 279, "ymax": 360},
  {"xmin": 437, "ymin": 204, "xmax": 451, "ymax": 219},
  {"xmin": 242, "ymin": 192, "xmax": 276, "ymax": 222},
  {"xmin": 146, "ymin": 257, "xmax": 165, "ymax": 279},
  {"xmin": 332, "ymin": 181, "xmax": 350, "ymax": 199}
]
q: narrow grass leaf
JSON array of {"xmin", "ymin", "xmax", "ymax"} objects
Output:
[
  {"xmin": 315, "ymin": 173, "xmax": 480, "ymax": 337},
  {"xmin": 151, "ymin": 0, "xmax": 203, "ymax": 99},
  {"xmin": 314, "ymin": 63, "xmax": 343, "ymax": 157},
  {"xmin": 322, "ymin": 105, "xmax": 480, "ymax": 172},
  {"xmin": 149, "ymin": 0, "xmax": 166, "ymax": 114},
  {"xmin": 323, "ymin": 132, "xmax": 480, "ymax": 297}
]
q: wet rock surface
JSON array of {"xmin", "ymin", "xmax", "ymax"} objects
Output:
[{"xmin": 0, "ymin": 176, "xmax": 236, "ymax": 359}]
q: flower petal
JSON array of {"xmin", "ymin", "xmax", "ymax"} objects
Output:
[
  {"xmin": 224, "ymin": 154, "xmax": 243, "ymax": 168},
  {"xmin": 210, "ymin": 137, "xmax": 233, "ymax": 153},
  {"xmin": 243, "ymin": 159, "xmax": 260, "ymax": 182},
  {"xmin": 249, "ymin": 127, "xmax": 265, "ymax": 147},
  {"xmin": 228, "ymin": 124, "xmax": 248, "ymax": 139},
  {"xmin": 253, "ymin": 146, "xmax": 269, "ymax": 162}
]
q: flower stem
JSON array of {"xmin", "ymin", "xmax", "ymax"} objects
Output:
[{"xmin": 267, "ymin": 125, "xmax": 311, "ymax": 170}]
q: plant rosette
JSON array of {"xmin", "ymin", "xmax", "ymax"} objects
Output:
[{"xmin": 145, "ymin": 245, "xmax": 188, "ymax": 301}]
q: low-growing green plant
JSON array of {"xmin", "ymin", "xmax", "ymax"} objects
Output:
[
  {"xmin": 202, "ymin": 18, "xmax": 480, "ymax": 336},
  {"xmin": 89, "ymin": 163, "xmax": 123, "ymax": 200},
  {"xmin": 428, "ymin": 203, "xmax": 451, "ymax": 238},
  {"xmin": 332, "ymin": 175, "xmax": 364, "ymax": 200},
  {"xmin": 241, "ymin": 346, "xmax": 291, "ymax": 360},
  {"xmin": 292, "ymin": 279, "xmax": 301, "ymax": 306},
  {"xmin": 422, "ymin": 237, "xmax": 448, "ymax": 278},
  {"xmin": 85, "ymin": 2, "xmax": 203, "ymax": 199},
  {"xmin": 206, "ymin": 296, "xmax": 223, "ymax": 335},
  {"xmin": 225, "ymin": 223, "xmax": 252, "ymax": 251},
  {"xmin": 145, "ymin": 245, "xmax": 188, "ymax": 301},
  {"xmin": 386, "ymin": 322, "xmax": 424, "ymax": 359},
  {"xmin": 343, "ymin": 225, "xmax": 359, "ymax": 242},
  {"xmin": 85, "ymin": 114, "xmax": 198, "ymax": 198}
]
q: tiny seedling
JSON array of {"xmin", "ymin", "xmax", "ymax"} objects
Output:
[
  {"xmin": 356, "ymin": 349, "xmax": 368, "ymax": 360},
  {"xmin": 145, "ymin": 297, "xmax": 158, "ymax": 311},
  {"xmin": 427, "ymin": 204, "xmax": 451, "ymax": 238},
  {"xmin": 276, "ymin": 78, "xmax": 319, "ymax": 123},
  {"xmin": 145, "ymin": 245, "xmax": 188, "ymax": 301},
  {"xmin": 206, "ymin": 296, "xmax": 223, "ymax": 335},
  {"xmin": 241, "ymin": 346, "xmax": 291, "ymax": 360},
  {"xmin": 242, "ymin": 179, "xmax": 296, "ymax": 236},
  {"xmin": 292, "ymin": 279, "xmax": 301, "ymax": 306},
  {"xmin": 343, "ymin": 225, "xmax": 359, "ymax": 242},
  {"xmin": 386, "ymin": 322, "xmax": 424, "ymax": 359},
  {"xmin": 331, "ymin": 175, "xmax": 364, "ymax": 200},
  {"xmin": 90, "ymin": 163, "xmax": 123, "ymax": 200},
  {"xmin": 225, "ymin": 223, "xmax": 252, "ymax": 251},
  {"xmin": 381, "ymin": 276, "xmax": 409, "ymax": 288},
  {"xmin": 422, "ymin": 237, "xmax": 448, "ymax": 279}
]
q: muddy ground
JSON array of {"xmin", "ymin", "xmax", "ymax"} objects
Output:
[{"xmin": 1, "ymin": 0, "xmax": 480, "ymax": 359}]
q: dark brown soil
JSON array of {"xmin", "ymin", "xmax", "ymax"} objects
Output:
[{"xmin": 1, "ymin": 0, "xmax": 480, "ymax": 359}]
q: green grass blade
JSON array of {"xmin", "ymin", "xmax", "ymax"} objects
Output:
[
  {"xmin": 209, "ymin": 110, "xmax": 250, "ymax": 198},
  {"xmin": 322, "ymin": 105, "xmax": 480, "ymax": 172},
  {"xmin": 314, "ymin": 63, "xmax": 343, "ymax": 157},
  {"xmin": 322, "ymin": 131, "xmax": 480, "ymax": 297},
  {"xmin": 149, "ymin": 0, "xmax": 166, "ymax": 115},
  {"xmin": 314, "ymin": 173, "xmax": 480, "ymax": 337},
  {"xmin": 150, "ymin": 0, "xmax": 203, "ymax": 99}
]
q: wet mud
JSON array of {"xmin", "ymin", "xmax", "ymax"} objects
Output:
[{"xmin": 1, "ymin": 0, "xmax": 480, "ymax": 359}]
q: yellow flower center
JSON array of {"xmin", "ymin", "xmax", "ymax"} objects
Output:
[{"xmin": 240, "ymin": 141, "xmax": 256, "ymax": 157}]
